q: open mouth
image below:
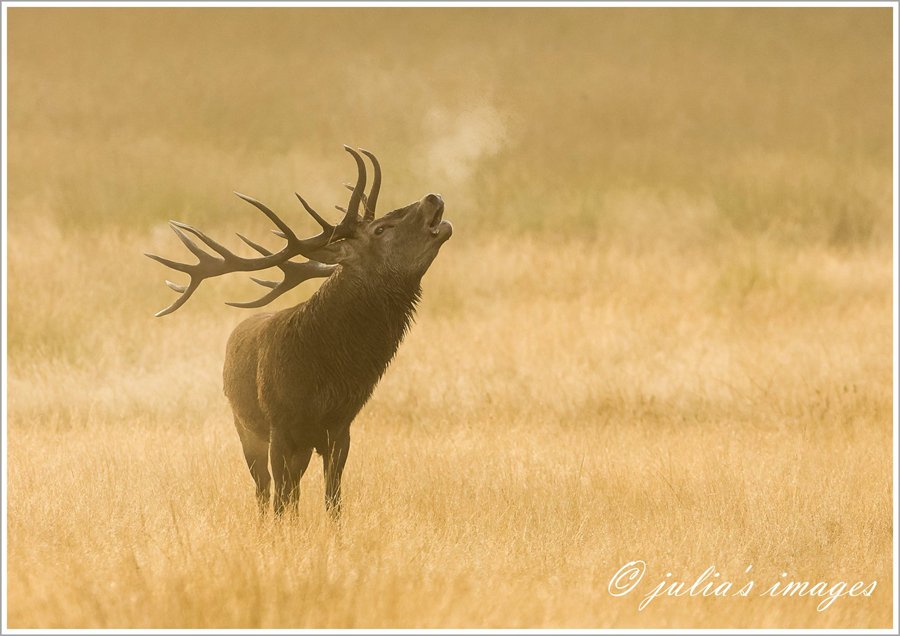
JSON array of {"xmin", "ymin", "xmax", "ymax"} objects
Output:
[{"xmin": 428, "ymin": 203, "xmax": 445, "ymax": 235}]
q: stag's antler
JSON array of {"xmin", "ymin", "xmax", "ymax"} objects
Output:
[
  {"xmin": 146, "ymin": 145, "xmax": 380, "ymax": 316},
  {"xmin": 344, "ymin": 149, "xmax": 381, "ymax": 221},
  {"xmin": 226, "ymin": 233, "xmax": 337, "ymax": 309}
]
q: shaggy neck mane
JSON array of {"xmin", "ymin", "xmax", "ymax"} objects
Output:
[{"xmin": 286, "ymin": 265, "xmax": 423, "ymax": 389}]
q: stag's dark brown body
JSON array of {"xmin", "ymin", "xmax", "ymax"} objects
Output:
[
  {"xmin": 224, "ymin": 263, "xmax": 422, "ymax": 514},
  {"xmin": 147, "ymin": 147, "xmax": 451, "ymax": 516}
]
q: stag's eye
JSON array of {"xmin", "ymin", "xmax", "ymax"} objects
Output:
[{"xmin": 374, "ymin": 225, "xmax": 391, "ymax": 236}]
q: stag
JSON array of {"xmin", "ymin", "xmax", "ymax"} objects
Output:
[{"xmin": 146, "ymin": 146, "xmax": 452, "ymax": 516}]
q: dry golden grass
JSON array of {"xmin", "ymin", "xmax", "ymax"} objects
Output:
[{"xmin": 5, "ymin": 6, "xmax": 895, "ymax": 629}]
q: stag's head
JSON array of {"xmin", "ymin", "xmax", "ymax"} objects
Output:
[
  {"xmin": 146, "ymin": 146, "xmax": 452, "ymax": 315},
  {"xmin": 302, "ymin": 152, "xmax": 452, "ymax": 280}
]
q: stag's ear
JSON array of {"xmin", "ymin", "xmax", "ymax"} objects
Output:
[{"xmin": 304, "ymin": 240, "xmax": 354, "ymax": 265}]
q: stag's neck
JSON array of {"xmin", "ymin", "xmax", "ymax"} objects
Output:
[{"xmin": 287, "ymin": 266, "xmax": 422, "ymax": 381}]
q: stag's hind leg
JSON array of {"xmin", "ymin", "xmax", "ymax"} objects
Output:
[
  {"xmin": 234, "ymin": 416, "xmax": 271, "ymax": 513},
  {"xmin": 323, "ymin": 430, "xmax": 351, "ymax": 519}
]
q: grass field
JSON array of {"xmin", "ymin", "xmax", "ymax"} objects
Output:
[{"xmin": 4, "ymin": 7, "xmax": 895, "ymax": 629}]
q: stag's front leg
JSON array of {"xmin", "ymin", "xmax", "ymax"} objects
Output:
[
  {"xmin": 323, "ymin": 430, "xmax": 350, "ymax": 519},
  {"xmin": 271, "ymin": 428, "xmax": 312, "ymax": 516}
]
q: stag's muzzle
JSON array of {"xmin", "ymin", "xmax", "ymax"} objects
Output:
[{"xmin": 423, "ymin": 193, "xmax": 452, "ymax": 241}]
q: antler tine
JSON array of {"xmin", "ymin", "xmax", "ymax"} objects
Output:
[
  {"xmin": 152, "ymin": 279, "xmax": 202, "ymax": 317},
  {"xmin": 358, "ymin": 148, "xmax": 381, "ymax": 221},
  {"xmin": 294, "ymin": 192, "xmax": 333, "ymax": 231},
  {"xmin": 145, "ymin": 250, "xmax": 194, "ymax": 274},
  {"xmin": 343, "ymin": 183, "xmax": 369, "ymax": 213},
  {"xmin": 233, "ymin": 192, "xmax": 300, "ymax": 243},
  {"xmin": 165, "ymin": 280, "xmax": 188, "ymax": 293},
  {"xmin": 342, "ymin": 145, "xmax": 366, "ymax": 229},
  {"xmin": 170, "ymin": 221, "xmax": 241, "ymax": 260},
  {"xmin": 228, "ymin": 232, "xmax": 337, "ymax": 308},
  {"xmin": 235, "ymin": 232, "xmax": 272, "ymax": 255},
  {"xmin": 169, "ymin": 222, "xmax": 214, "ymax": 261}
]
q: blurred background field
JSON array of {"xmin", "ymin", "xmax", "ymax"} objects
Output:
[{"xmin": 4, "ymin": 7, "xmax": 894, "ymax": 629}]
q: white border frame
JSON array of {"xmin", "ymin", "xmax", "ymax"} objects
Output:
[{"xmin": 1, "ymin": 2, "xmax": 896, "ymax": 634}]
